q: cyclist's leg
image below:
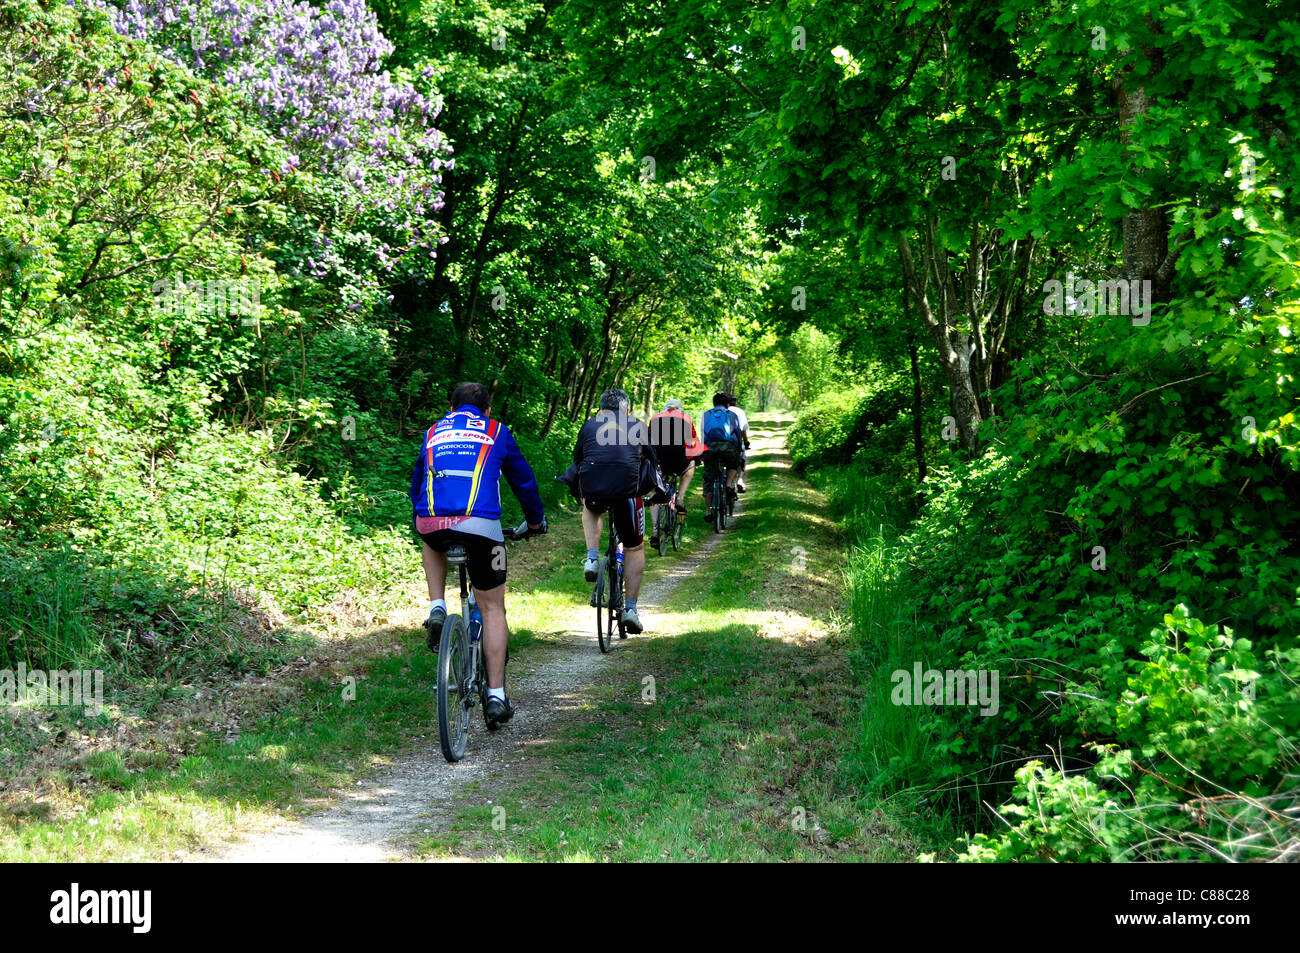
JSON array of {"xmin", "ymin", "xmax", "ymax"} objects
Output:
[
  {"xmin": 700, "ymin": 451, "xmax": 719, "ymax": 510},
  {"xmin": 677, "ymin": 461, "xmax": 696, "ymax": 506},
  {"xmin": 462, "ymin": 534, "xmax": 509, "ymax": 690},
  {"xmin": 581, "ymin": 498, "xmax": 604, "ymax": 550},
  {"xmin": 725, "ymin": 446, "xmax": 742, "ymax": 488},
  {"xmin": 420, "ymin": 540, "xmax": 448, "ymax": 602},
  {"xmin": 477, "ymin": 583, "xmax": 507, "ymax": 689},
  {"xmin": 612, "ymin": 497, "xmax": 646, "ymax": 599}
]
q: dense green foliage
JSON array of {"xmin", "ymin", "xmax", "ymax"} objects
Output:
[
  {"xmin": 2, "ymin": 0, "xmax": 1297, "ymax": 862},
  {"xmin": 765, "ymin": 0, "xmax": 1300, "ymax": 861}
]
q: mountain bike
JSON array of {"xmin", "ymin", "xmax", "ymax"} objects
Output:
[
  {"xmin": 654, "ymin": 473, "xmax": 683, "ymax": 556},
  {"xmin": 436, "ymin": 520, "xmax": 541, "ymax": 763},
  {"xmin": 593, "ymin": 515, "xmax": 627, "ymax": 653}
]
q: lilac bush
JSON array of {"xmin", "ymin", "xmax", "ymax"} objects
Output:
[{"xmin": 85, "ymin": 0, "xmax": 452, "ymax": 262}]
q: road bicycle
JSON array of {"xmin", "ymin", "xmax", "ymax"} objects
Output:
[
  {"xmin": 593, "ymin": 513, "xmax": 628, "ymax": 653},
  {"xmin": 436, "ymin": 520, "xmax": 541, "ymax": 763},
  {"xmin": 654, "ymin": 473, "xmax": 685, "ymax": 556}
]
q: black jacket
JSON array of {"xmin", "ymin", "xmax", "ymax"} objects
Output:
[{"xmin": 573, "ymin": 410, "xmax": 659, "ymax": 499}]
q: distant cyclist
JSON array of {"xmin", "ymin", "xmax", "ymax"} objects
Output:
[
  {"xmin": 699, "ymin": 391, "xmax": 743, "ymax": 520},
  {"xmin": 410, "ymin": 382, "xmax": 547, "ymax": 729},
  {"xmin": 573, "ymin": 388, "xmax": 657, "ymax": 634},
  {"xmin": 647, "ymin": 398, "xmax": 703, "ymax": 550},
  {"xmin": 725, "ymin": 394, "xmax": 752, "ymax": 493}
]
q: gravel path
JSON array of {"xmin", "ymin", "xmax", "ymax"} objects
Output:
[{"xmin": 197, "ymin": 496, "xmax": 732, "ymax": 862}]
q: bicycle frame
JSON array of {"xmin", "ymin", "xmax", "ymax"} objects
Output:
[
  {"xmin": 594, "ymin": 514, "xmax": 626, "ymax": 652},
  {"xmin": 436, "ymin": 523, "xmax": 534, "ymax": 762},
  {"xmin": 655, "ymin": 474, "xmax": 680, "ymax": 555}
]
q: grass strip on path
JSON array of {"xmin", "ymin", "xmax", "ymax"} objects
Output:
[{"xmin": 413, "ymin": 414, "xmax": 934, "ymax": 861}]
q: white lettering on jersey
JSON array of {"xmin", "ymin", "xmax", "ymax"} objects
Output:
[{"xmin": 430, "ymin": 428, "xmax": 495, "ymax": 446}]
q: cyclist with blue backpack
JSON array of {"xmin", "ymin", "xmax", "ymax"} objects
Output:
[
  {"xmin": 726, "ymin": 394, "xmax": 752, "ymax": 493},
  {"xmin": 410, "ymin": 382, "xmax": 548, "ymax": 729},
  {"xmin": 699, "ymin": 392, "xmax": 743, "ymax": 521}
]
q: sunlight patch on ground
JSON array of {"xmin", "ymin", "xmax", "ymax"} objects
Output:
[{"xmin": 648, "ymin": 606, "xmax": 830, "ymax": 644}]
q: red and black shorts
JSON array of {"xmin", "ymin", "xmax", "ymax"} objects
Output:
[
  {"xmin": 583, "ymin": 495, "xmax": 646, "ymax": 548},
  {"xmin": 415, "ymin": 527, "xmax": 507, "ymax": 591}
]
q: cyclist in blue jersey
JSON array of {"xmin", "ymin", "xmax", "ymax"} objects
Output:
[{"xmin": 410, "ymin": 382, "xmax": 547, "ymax": 729}]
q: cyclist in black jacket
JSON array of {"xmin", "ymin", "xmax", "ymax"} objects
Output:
[{"xmin": 573, "ymin": 388, "xmax": 658, "ymax": 634}]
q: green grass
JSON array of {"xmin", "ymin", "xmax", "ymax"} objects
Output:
[
  {"xmin": 412, "ymin": 414, "xmax": 945, "ymax": 861},
  {"xmin": 805, "ymin": 461, "xmax": 960, "ymax": 818},
  {"xmin": 0, "ymin": 502, "xmax": 592, "ymax": 862},
  {"xmin": 1, "ymin": 417, "xmax": 946, "ymax": 861}
]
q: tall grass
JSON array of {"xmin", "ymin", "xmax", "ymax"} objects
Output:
[
  {"xmin": 0, "ymin": 545, "xmax": 99, "ymax": 670},
  {"xmin": 814, "ymin": 464, "xmax": 949, "ymax": 805}
]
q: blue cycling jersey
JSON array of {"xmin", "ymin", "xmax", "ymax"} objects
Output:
[{"xmin": 409, "ymin": 405, "xmax": 544, "ymax": 525}]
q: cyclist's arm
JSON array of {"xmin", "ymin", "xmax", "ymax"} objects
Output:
[
  {"xmin": 499, "ymin": 426, "xmax": 546, "ymax": 527},
  {"xmin": 572, "ymin": 419, "xmax": 588, "ymax": 465}
]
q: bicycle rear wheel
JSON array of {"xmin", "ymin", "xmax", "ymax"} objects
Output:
[
  {"xmin": 437, "ymin": 614, "xmax": 472, "ymax": 762},
  {"xmin": 714, "ymin": 481, "xmax": 726, "ymax": 532},
  {"xmin": 613, "ymin": 560, "xmax": 628, "ymax": 640},
  {"xmin": 670, "ymin": 508, "xmax": 682, "ymax": 551},
  {"xmin": 655, "ymin": 506, "xmax": 667, "ymax": 557},
  {"xmin": 595, "ymin": 557, "xmax": 613, "ymax": 653}
]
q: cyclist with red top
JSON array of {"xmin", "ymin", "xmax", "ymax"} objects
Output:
[
  {"xmin": 410, "ymin": 382, "xmax": 547, "ymax": 729},
  {"xmin": 647, "ymin": 398, "xmax": 703, "ymax": 550}
]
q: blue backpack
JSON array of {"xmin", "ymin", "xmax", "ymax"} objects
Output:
[{"xmin": 701, "ymin": 406, "xmax": 737, "ymax": 445}]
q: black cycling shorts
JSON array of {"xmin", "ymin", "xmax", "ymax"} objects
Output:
[
  {"xmin": 700, "ymin": 444, "xmax": 742, "ymax": 480},
  {"xmin": 416, "ymin": 528, "xmax": 507, "ymax": 591},
  {"xmin": 583, "ymin": 496, "xmax": 646, "ymax": 548},
  {"xmin": 654, "ymin": 446, "xmax": 690, "ymax": 477}
]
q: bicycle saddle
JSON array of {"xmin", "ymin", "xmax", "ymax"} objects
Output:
[{"xmin": 445, "ymin": 545, "xmax": 469, "ymax": 566}]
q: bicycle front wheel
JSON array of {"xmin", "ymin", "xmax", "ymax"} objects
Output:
[{"xmin": 437, "ymin": 614, "xmax": 473, "ymax": 762}]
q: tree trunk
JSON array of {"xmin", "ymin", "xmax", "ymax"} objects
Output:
[
  {"xmin": 910, "ymin": 341, "xmax": 927, "ymax": 483},
  {"xmin": 1115, "ymin": 55, "xmax": 1171, "ymax": 301},
  {"xmin": 899, "ymin": 229, "xmax": 983, "ymax": 453}
]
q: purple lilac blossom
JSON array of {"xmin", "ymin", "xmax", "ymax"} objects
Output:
[{"xmin": 83, "ymin": 0, "xmax": 453, "ymax": 259}]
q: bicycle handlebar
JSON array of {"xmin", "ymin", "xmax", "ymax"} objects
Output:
[{"xmin": 504, "ymin": 516, "xmax": 548, "ymax": 541}]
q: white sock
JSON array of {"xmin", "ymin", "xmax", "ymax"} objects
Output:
[
  {"xmin": 487, "ymin": 687, "xmax": 506, "ymax": 701},
  {"xmin": 429, "ymin": 598, "xmax": 446, "ymax": 614}
]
